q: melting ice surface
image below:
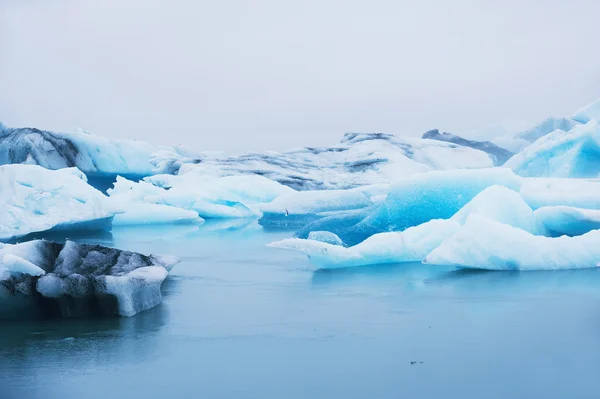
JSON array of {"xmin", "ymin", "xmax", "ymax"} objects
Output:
[{"xmin": 3, "ymin": 224, "xmax": 600, "ymax": 399}]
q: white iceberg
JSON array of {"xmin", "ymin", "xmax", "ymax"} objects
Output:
[
  {"xmin": 519, "ymin": 177, "xmax": 600, "ymax": 210},
  {"xmin": 425, "ymin": 215, "xmax": 600, "ymax": 270},
  {"xmin": 0, "ymin": 165, "xmax": 116, "ymax": 240}
]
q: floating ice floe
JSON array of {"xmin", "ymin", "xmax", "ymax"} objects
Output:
[
  {"xmin": 0, "ymin": 165, "xmax": 116, "ymax": 241},
  {"xmin": 424, "ymin": 215, "xmax": 600, "ymax": 271},
  {"xmin": 0, "ymin": 240, "xmax": 180, "ymax": 319}
]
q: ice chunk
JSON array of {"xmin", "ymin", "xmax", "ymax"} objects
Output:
[
  {"xmin": 425, "ymin": 215, "xmax": 600, "ymax": 270},
  {"xmin": 505, "ymin": 121, "xmax": 600, "ymax": 178},
  {"xmin": 573, "ymin": 98, "xmax": 600, "ymax": 124},
  {"xmin": 270, "ymin": 219, "xmax": 461, "ymax": 269},
  {"xmin": 307, "ymin": 231, "xmax": 345, "ymax": 246},
  {"xmin": 0, "ymin": 240, "xmax": 180, "ymax": 319},
  {"xmin": 0, "ymin": 165, "xmax": 116, "ymax": 240},
  {"xmin": 535, "ymin": 206, "xmax": 600, "ymax": 237},
  {"xmin": 451, "ymin": 185, "xmax": 544, "ymax": 234}
]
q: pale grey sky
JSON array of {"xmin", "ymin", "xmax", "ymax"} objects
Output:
[{"xmin": 1, "ymin": 0, "xmax": 599, "ymax": 152}]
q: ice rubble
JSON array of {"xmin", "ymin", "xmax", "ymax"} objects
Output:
[
  {"xmin": 0, "ymin": 125, "xmax": 200, "ymax": 178},
  {"xmin": 505, "ymin": 121, "xmax": 600, "ymax": 178},
  {"xmin": 424, "ymin": 215, "xmax": 600, "ymax": 271},
  {"xmin": 0, "ymin": 165, "xmax": 116, "ymax": 241},
  {"xmin": 0, "ymin": 240, "xmax": 180, "ymax": 319}
]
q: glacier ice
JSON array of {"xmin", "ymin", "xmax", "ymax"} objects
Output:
[
  {"xmin": 450, "ymin": 185, "xmax": 544, "ymax": 234},
  {"xmin": 0, "ymin": 125, "xmax": 200, "ymax": 179},
  {"xmin": 108, "ymin": 173, "xmax": 293, "ymax": 220},
  {"xmin": 307, "ymin": 231, "xmax": 345, "ymax": 246},
  {"xmin": 425, "ymin": 215, "xmax": 600, "ymax": 271},
  {"xmin": 422, "ymin": 129, "xmax": 514, "ymax": 165},
  {"xmin": 269, "ymin": 219, "xmax": 461, "ymax": 269},
  {"xmin": 0, "ymin": 240, "xmax": 180, "ymax": 319},
  {"xmin": 0, "ymin": 165, "xmax": 116, "ymax": 241},
  {"xmin": 535, "ymin": 206, "xmax": 600, "ymax": 237},
  {"xmin": 269, "ymin": 182, "xmax": 546, "ymax": 268},
  {"xmin": 505, "ymin": 121, "xmax": 600, "ymax": 178},
  {"xmin": 519, "ymin": 178, "xmax": 600, "ymax": 210},
  {"xmin": 112, "ymin": 204, "xmax": 204, "ymax": 226},
  {"xmin": 573, "ymin": 97, "xmax": 600, "ymax": 124},
  {"xmin": 311, "ymin": 168, "xmax": 523, "ymax": 244}
]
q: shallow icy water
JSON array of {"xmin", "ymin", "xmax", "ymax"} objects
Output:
[{"xmin": 2, "ymin": 222, "xmax": 600, "ymax": 399}]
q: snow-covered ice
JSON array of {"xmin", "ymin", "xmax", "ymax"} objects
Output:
[
  {"xmin": 573, "ymin": 98, "xmax": 600, "ymax": 124},
  {"xmin": 425, "ymin": 215, "xmax": 600, "ymax": 271},
  {"xmin": 0, "ymin": 240, "xmax": 180, "ymax": 319},
  {"xmin": 0, "ymin": 165, "xmax": 116, "ymax": 240}
]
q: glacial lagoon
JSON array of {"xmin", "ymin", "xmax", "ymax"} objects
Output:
[{"xmin": 2, "ymin": 222, "xmax": 600, "ymax": 399}]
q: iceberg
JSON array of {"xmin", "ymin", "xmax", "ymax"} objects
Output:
[
  {"xmin": 535, "ymin": 206, "xmax": 600, "ymax": 237},
  {"xmin": 504, "ymin": 121, "xmax": 600, "ymax": 178},
  {"xmin": 0, "ymin": 125, "xmax": 201, "ymax": 182},
  {"xmin": 314, "ymin": 168, "xmax": 522, "ymax": 244},
  {"xmin": 425, "ymin": 215, "xmax": 600, "ymax": 270},
  {"xmin": 112, "ymin": 203, "xmax": 204, "ymax": 226},
  {"xmin": 269, "ymin": 219, "xmax": 461, "ymax": 269},
  {"xmin": 270, "ymin": 184, "xmax": 544, "ymax": 268},
  {"xmin": 0, "ymin": 165, "xmax": 116, "ymax": 241},
  {"xmin": 0, "ymin": 240, "xmax": 180, "ymax": 319},
  {"xmin": 173, "ymin": 132, "xmax": 494, "ymax": 191},
  {"xmin": 109, "ymin": 173, "xmax": 293, "ymax": 220}
]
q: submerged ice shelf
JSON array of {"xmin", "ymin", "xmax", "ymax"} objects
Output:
[{"xmin": 0, "ymin": 240, "xmax": 180, "ymax": 320}]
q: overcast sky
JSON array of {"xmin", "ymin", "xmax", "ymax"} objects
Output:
[{"xmin": 1, "ymin": 0, "xmax": 599, "ymax": 153}]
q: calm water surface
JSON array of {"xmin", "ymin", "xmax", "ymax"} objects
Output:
[{"xmin": 2, "ymin": 221, "xmax": 600, "ymax": 399}]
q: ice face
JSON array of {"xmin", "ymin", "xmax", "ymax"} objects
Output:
[
  {"xmin": 505, "ymin": 121, "xmax": 600, "ymax": 178},
  {"xmin": 0, "ymin": 165, "xmax": 116, "ymax": 241},
  {"xmin": 573, "ymin": 97, "xmax": 600, "ymax": 124},
  {"xmin": 422, "ymin": 129, "xmax": 514, "ymax": 165},
  {"xmin": 0, "ymin": 240, "xmax": 180, "ymax": 319},
  {"xmin": 425, "ymin": 215, "xmax": 600, "ymax": 271},
  {"xmin": 535, "ymin": 206, "xmax": 600, "ymax": 237}
]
